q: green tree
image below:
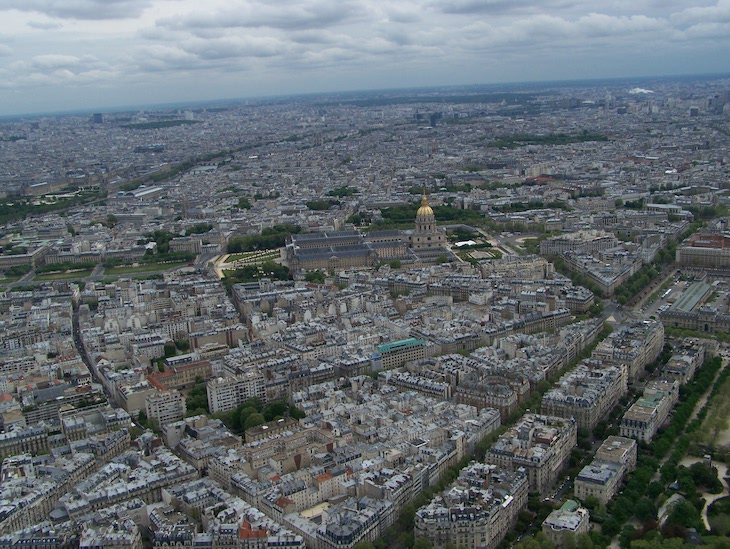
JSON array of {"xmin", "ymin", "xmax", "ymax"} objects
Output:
[
  {"xmin": 635, "ymin": 498, "xmax": 657, "ymax": 522},
  {"xmin": 619, "ymin": 525, "xmax": 635, "ymax": 549},
  {"xmin": 306, "ymin": 199, "xmax": 340, "ymax": 210},
  {"xmin": 517, "ymin": 538, "xmax": 542, "ymax": 549},
  {"xmin": 665, "ymin": 499, "xmax": 703, "ymax": 531},
  {"xmin": 243, "ymin": 412, "xmax": 265, "ymax": 430},
  {"xmin": 264, "ymin": 401, "xmax": 288, "ymax": 422},
  {"xmin": 175, "ymin": 339, "xmax": 190, "ymax": 353},
  {"xmin": 612, "ymin": 496, "xmax": 635, "ymax": 522},
  {"xmin": 328, "ymin": 186, "xmax": 359, "ymax": 198},
  {"xmin": 242, "ymin": 397, "xmax": 263, "ymax": 411},
  {"xmin": 414, "ymin": 537, "xmax": 433, "ymax": 549},
  {"xmin": 535, "ymin": 531, "xmax": 556, "ymax": 549},
  {"xmin": 185, "ymin": 223, "xmax": 213, "ymax": 236},
  {"xmin": 164, "ymin": 341, "xmax": 177, "ymax": 358},
  {"xmin": 646, "ymin": 481, "xmax": 665, "ymax": 500},
  {"xmin": 239, "ymin": 406, "xmax": 258, "ymax": 427},
  {"xmin": 575, "ymin": 533, "xmax": 593, "ymax": 549},
  {"xmin": 304, "ymin": 270, "xmax": 325, "ymax": 284},
  {"xmin": 583, "ymin": 496, "xmax": 600, "ymax": 510},
  {"xmin": 398, "ymin": 503, "xmax": 416, "ymax": 532},
  {"xmin": 147, "ymin": 417, "xmax": 160, "ymax": 435},
  {"xmin": 185, "ymin": 384, "xmax": 209, "ymax": 414},
  {"xmin": 290, "ymin": 406, "xmax": 306, "ymax": 420},
  {"xmin": 602, "ymin": 517, "xmax": 621, "ymax": 538}
]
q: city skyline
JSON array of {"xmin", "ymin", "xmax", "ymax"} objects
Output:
[{"xmin": 1, "ymin": 0, "xmax": 729, "ymax": 116}]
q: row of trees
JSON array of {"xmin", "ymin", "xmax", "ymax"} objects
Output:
[
  {"xmin": 365, "ymin": 324, "xmax": 618, "ymax": 549},
  {"xmin": 370, "ymin": 202, "xmax": 484, "ymax": 228},
  {"xmin": 227, "ymin": 224, "xmax": 301, "ymax": 253},
  {"xmin": 184, "ymin": 388, "xmax": 306, "ymax": 434},
  {"xmin": 614, "ymin": 264, "xmax": 660, "ymax": 305},
  {"xmin": 408, "ymin": 182, "xmax": 473, "ymax": 194},
  {"xmin": 36, "ymin": 261, "xmax": 96, "ymax": 274},
  {"xmin": 488, "ymin": 132, "xmax": 609, "ymax": 149},
  {"xmin": 328, "ymin": 186, "xmax": 359, "ymax": 197},
  {"xmin": 306, "ymin": 199, "xmax": 341, "ymax": 210},
  {"xmin": 212, "ymin": 397, "xmax": 305, "ymax": 434},
  {"xmin": 492, "ymin": 200, "xmax": 571, "ymax": 213},
  {"xmin": 185, "ymin": 223, "xmax": 213, "ymax": 236},
  {"xmin": 2, "ymin": 264, "xmax": 31, "ymax": 277},
  {"xmin": 613, "ymin": 218, "xmax": 705, "ymax": 305},
  {"xmin": 549, "ymin": 256, "xmax": 606, "ymax": 298},
  {"xmin": 222, "ymin": 260, "xmax": 289, "ymax": 286},
  {"xmin": 120, "ymin": 146, "xmax": 239, "ymax": 191},
  {"xmin": 586, "ymin": 355, "xmax": 726, "ymax": 548},
  {"xmin": 0, "ymin": 188, "xmax": 105, "ymax": 224}
]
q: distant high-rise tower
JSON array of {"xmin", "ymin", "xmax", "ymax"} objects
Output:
[{"xmin": 92, "ymin": 113, "xmax": 103, "ymax": 124}]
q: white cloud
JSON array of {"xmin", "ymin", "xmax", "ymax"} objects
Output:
[{"xmin": 671, "ymin": 0, "xmax": 730, "ymax": 26}]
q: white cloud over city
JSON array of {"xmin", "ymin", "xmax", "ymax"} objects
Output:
[{"xmin": 0, "ymin": 0, "xmax": 728, "ymax": 114}]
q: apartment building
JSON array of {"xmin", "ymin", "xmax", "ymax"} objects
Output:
[
  {"xmin": 145, "ymin": 390, "xmax": 186, "ymax": 426},
  {"xmin": 414, "ymin": 465, "xmax": 528, "ymax": 549},
  {"xmin": 207, "ymin": 370, "xmax": 266, "ymax": 414},
  {"xmin": 485, "ymin": 414, "xmax": 577, "ymax": 496},
  {"xmin": 542, "ymin": 500, "xmax": 590, "ymax": 547}
]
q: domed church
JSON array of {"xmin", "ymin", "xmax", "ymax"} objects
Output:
[
  {"xmin": 287, "ymin": 192, "xmax": 453, "ymax": 272},
  {"xmin": 408, "ymin": 193, "xmax": 446, "ymax": 250}
]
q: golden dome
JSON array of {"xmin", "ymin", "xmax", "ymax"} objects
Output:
[{"xmin": 416, "ymin": 195, "xmax": 434, "ymax": 216}]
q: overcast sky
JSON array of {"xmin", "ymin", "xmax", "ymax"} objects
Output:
[{"xmin": 0, "ymin": 0, "xmax": 728, "ymax": 116}]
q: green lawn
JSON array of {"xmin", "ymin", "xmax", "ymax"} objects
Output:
[
  {"xmin": 709, "ymin": 497, "xmax": 730, "ymax": 535},
  {"xmin": 35, "ymin": 270, "xmax": 93, "ymax": 281},
  {"xmin": 224, "ymin": 250, "xmax": 281, "ymax": 263},
  {"xmin": 106, "ymin": 262, "xmax": 189, "ymax": 274}
]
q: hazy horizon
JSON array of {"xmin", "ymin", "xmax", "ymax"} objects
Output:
[
  {"xmin": 1, "ymin": 0, "xmax": 730, "ymax": 117},
  {"xmin": 2, "ymin": 71, "xmax": 729, "ymax": 121}
]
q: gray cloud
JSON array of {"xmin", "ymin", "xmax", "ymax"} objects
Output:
[
  {"xmin": 428, "ymin": 0, "xmax": 579, "ymax": 16},
  {"xmin": 158, "ymin": 0, "xmax": 362, "ymax": 32},
  {"xmin": 5, "ymin": 0, "xmax": 152, "ymax": 20},
  {"xmin": 26, "ymin": 20, "xmax": 63, "ymax": 30},
  {"xmin": 0, "ymin": 53, "xmax": 117, "ymax": 90},
  {"xmin": 184, "ymin": 36, "xmax": 289, "ymax": 61}
]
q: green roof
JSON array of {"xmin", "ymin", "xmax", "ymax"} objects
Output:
[
  {"xmin": 670, "ymin": 282, "xmax": 711, "ymax": 313},
  {"xmin": 637, "ymin": 391, "xmax": 664, "ymax": 408},
  {"xmin": 378, "ymin": 338, "xmax": 426, "ymax": 353},
  {"xmin": 561, "ymin": 500, "xmax": 579, "ymax": 512}
]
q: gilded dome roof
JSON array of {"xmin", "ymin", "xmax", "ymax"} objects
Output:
[{"xmin": 417, "ymin": 195, "xmax": 434, "ymax": 216}]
